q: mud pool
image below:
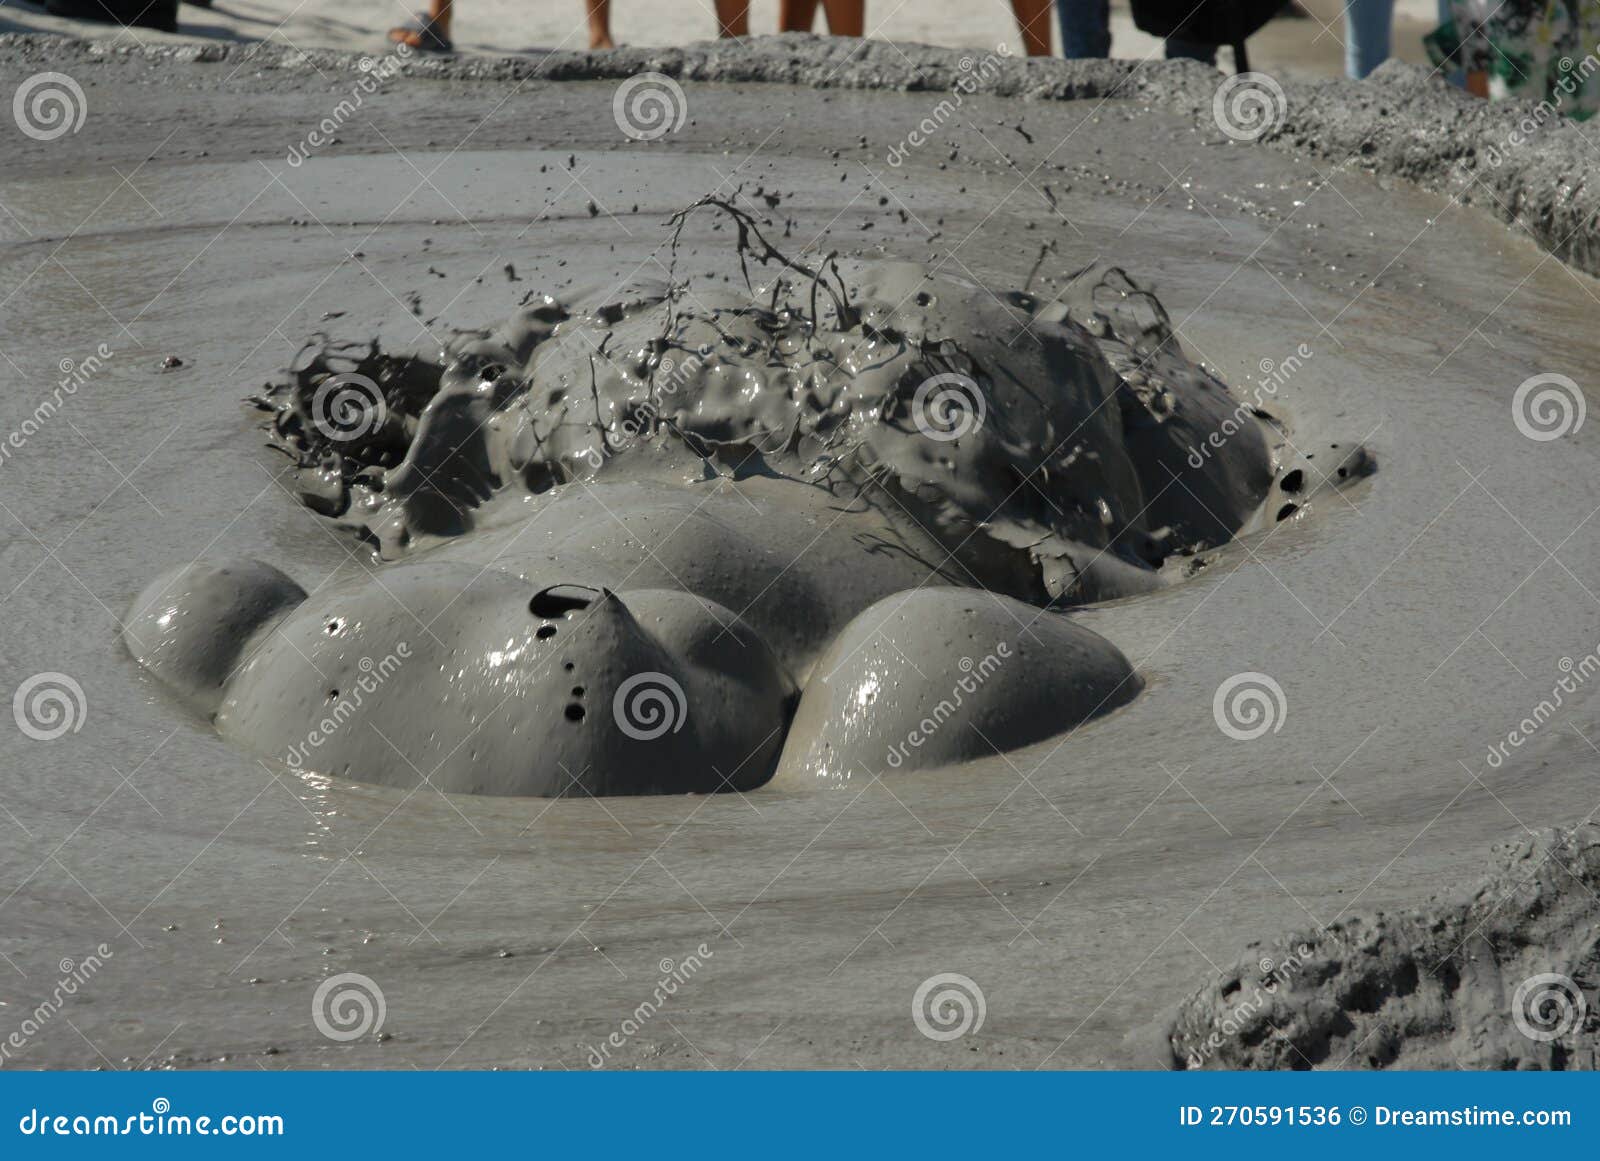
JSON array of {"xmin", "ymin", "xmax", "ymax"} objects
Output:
[{"xmin": 3, "ymin": 37, "xmax": 1600, "ymax": 1069}]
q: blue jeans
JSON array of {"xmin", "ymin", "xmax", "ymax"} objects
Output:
[
  {"xmin": 1058, "ymin": 0, "xmax": 1216, "ymax": 64},
  {"xmin": 1344, "ymin": 0, "xmax": 1395, "ymax": 78}
]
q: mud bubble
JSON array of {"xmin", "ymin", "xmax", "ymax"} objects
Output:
[{"xmin": 124, "ymin": 200, "xmax": 1371, "ymax": 796}]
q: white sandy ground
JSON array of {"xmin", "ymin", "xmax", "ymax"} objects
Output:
[{"xmin": 0, "ymin": 0, "xmax": 1438, "ymax": 77}]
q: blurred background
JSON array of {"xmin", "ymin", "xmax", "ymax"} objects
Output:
[{"xmin": 0, "ymin": 0, "xmax": 1438, "ymax": 78}]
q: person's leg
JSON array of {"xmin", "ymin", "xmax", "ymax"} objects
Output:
[
  {"xmin": 1057, "ymin": 0, "xmax": 1110, "ymax": 57},
  {"xmin": 1011, "ymin": 0, "xmax": 1052, "ymax": 55},
  {"xmin": 820, "ymin": 0, "xmax": 865, "ymax": 36},
  {"xmin": 389, "ymin": 0, "xmax": 451, "ymax": 49},
  {"xmin": 714, "ymin": 0, "xmax": 750, "ymax": 36},
  {"xmin": 1344, "ymin": 0, "xmax": 1395, "ymax": 78},
  {"xmin": 1437, "ymin": 0, "xmax": 1465, "ymax": 85},
  {"xmin": 587, "ymin": 0, "xmax": 615, "ymax": 49},
  {"xmin": 779, "ymin": 0, "xmax": 819, "ymax": 31},
  {"xmin": 1165, "ymin": 37, "xmax": 1217, "ymax": 64}
]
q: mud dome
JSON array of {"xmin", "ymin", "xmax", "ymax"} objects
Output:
[{"xmin": 123, "ymin": 203, "xmax": 1365, "ymax": 796}]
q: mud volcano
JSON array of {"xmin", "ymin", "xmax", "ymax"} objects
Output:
[
  {"xmin": 5, "ymin": 33, "xmax": 1600, "ymax": 1070},
  {"xmin": 123, "ymin": 195, "xmax": 1373, "ymax": 796}
]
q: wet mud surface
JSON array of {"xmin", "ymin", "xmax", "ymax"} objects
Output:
[
  {"xmin": 2, "ymin": 37, "xmax": 1599, "ymax": 1068},
  {"xmin": 132, "ymin": 226, "xmax": 1333, "ymax": 795}
]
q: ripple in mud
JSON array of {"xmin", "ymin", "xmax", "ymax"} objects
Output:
[{"xmin": 124, "ymin": 201, "xmax": 1373, "ymax": 796}]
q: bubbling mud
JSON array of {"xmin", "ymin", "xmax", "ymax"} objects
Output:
[{"xmin": 123, "ymin": 201, "xmax": 1371, "ymax": 797}]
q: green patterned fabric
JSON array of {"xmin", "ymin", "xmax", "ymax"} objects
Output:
[{"xmin": 1427, "ymin": 0, "xmax": 1600, "ymax": 119}]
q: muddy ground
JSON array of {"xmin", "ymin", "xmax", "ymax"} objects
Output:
[{"xmin": 1, "ymin": 34, "xmax": 1598, "ymax": 1069}]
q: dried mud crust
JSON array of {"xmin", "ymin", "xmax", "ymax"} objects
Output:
[
  {"xmin": 2, "ymin": 33, "xmax": 1596, "ymax": 275},
  {"xmin": 1165, "ymin": 825, "xmax": 1600, "ymax": 1070}
]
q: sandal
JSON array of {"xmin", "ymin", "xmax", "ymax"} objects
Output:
[{"xmin": 387, "ymin": 12, "xmax": 454, "ymax": 53}]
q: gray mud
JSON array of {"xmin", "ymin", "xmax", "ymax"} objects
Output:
[
  {"xmin": 2, "ymin": 34, "xmax": 1599, "ymax": 1069},
  {"xmin": 6, "ymin": 32, "xmax": 1599, "ymax": 274},
  {"xmin": 1164, "ymin": 825, "xmax": 1600, "ymax": 1069},
  {"xmin": 125, "ymin": 229, "xmax": 1312, "ymax": 795}
]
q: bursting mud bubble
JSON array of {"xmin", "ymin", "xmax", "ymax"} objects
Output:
[{"xmin": 124, "ymin": 199, "xmax": 1372, "ymax": 797}]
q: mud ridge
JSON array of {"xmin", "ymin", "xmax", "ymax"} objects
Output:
[
  {"xmin": 1165, "ymin": 825, "xmax": 1600, "ymax": 1069},
  {"xmin": 3, "ymin": 32, "xmax": 1596, "ymax": 275}
]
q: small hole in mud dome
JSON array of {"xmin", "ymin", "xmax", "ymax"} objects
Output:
[
  {"xmin": 536, "ymin": 624, "xmax": 557, "ymax": 640},
  {"xmin": 1276, "ymin": 503, "xmax": 1300, "ymax": 522},
  {"xmin": 562, "ymin": 661, "xmax": 575, "ymax": 672},
  {"xmin": 571, "ymin": 686, "xmax": 586, "ymax": 698},
  {"xmin": 564, "ymin": 703, "xmax": 586, "ymax": 723},
  {"xmin": 324, "ymin": 618, "xmax": 343, "ymax": 635},
  {"xmin": 1280, "ymin": 469, "xmax": 1304, "ymax": 494},
  {"xmin": 529, "ymin": 585, "xmax": 597, "ymax": 619}
]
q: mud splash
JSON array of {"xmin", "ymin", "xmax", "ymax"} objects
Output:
[{"xmin": 123, "ymin": 200, "xmax": 1369, "ymax": 797}]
